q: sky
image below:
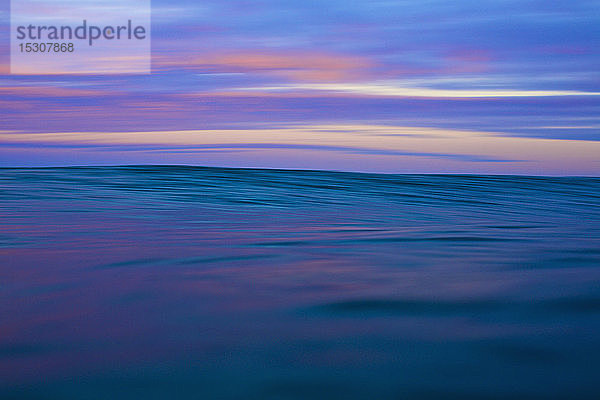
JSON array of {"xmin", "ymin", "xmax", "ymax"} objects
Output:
[{"xmin": 1, "ymin": 0, "xmax": 599, "ymax": 174}]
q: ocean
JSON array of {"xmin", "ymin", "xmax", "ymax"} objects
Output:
[{"xmin": 1, "ymin": 166, "xmax": 599, "ymax": 399}]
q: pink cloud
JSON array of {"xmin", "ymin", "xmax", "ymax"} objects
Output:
[
  {"xmin": 155, "ymin": 50, "xmax": 374, "ymax": 82},
  {"xmin": 444, "ymin": 49, "xmax": 493, "ymax": 74}
]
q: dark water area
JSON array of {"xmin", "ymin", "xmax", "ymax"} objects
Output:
[{"xmin": 1, "ymin": 166, "xmax": 599, "ymax": 399}]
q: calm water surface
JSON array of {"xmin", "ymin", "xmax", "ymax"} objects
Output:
[{"xmin": 1, "ymin": 167, "xmax": 599, "ymax": 399}]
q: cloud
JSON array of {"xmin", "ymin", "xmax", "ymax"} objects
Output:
[
  {"xmin": 0, "ymin": 86, "xmax": 107, "ymax": 97},
  {"xmin": 443, "ymin": 48, "xmax": 492, "ymax": 74},
  {"xmin": 155, "ymin": 50, "xmax": 374, "ymax": 82},
  {"xmin": 220, "ymin": 82, "xmax": 600, "ymax": 99}
]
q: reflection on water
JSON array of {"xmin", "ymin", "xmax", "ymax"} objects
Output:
[{"xmin": 1, "ymin": 166, "xmax": 599, "ymax": 399}]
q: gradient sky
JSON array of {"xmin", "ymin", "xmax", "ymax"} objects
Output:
[{"xmin": 1, "ymin": 0, "xmax": 599, "ymax": 174}]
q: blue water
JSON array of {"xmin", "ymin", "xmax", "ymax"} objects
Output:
[{"xmin": 1, "ymin": 166, "xmax": 599, "ymax": 399}]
